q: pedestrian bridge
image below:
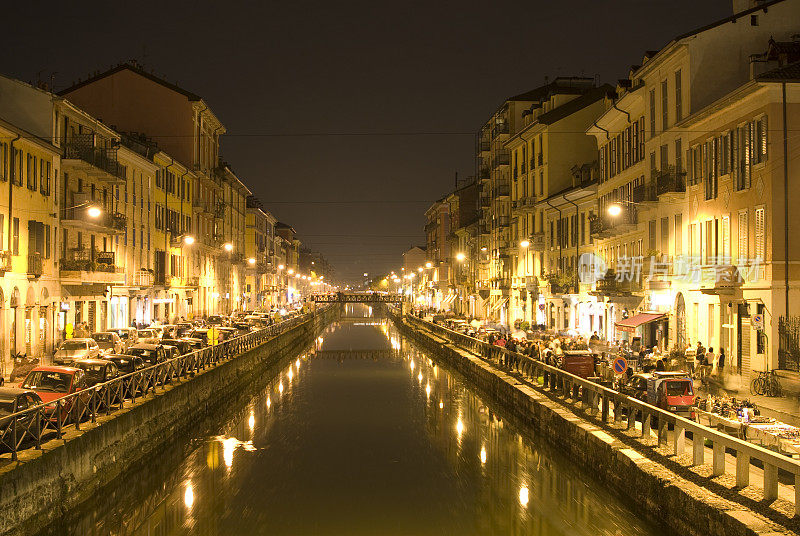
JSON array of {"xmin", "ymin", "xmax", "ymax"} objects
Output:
[{"xmin": 311, "ymin": 293, "xmax": 403, "ymax": 303}]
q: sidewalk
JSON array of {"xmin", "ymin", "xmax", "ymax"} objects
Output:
[{"xmin": 695, "ymin": 369, "xmax": 800, "ymax": 427}]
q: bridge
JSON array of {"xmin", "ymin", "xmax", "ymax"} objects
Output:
[{"xmin": 311, "ymin": 293, "xmax": 404, "ymax": 303}]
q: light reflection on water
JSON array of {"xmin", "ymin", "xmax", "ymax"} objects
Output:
[{"xmin": 35, "ymin": 304, "xmax": 671, "ymax": 536}]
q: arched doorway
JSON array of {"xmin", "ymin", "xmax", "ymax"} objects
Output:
[{"xmin": 675, "ymin": 293, "xmax": 686, "ymax": 351}]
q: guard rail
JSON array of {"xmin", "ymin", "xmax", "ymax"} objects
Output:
[
  {"xmin": 401, "ymin": 312, "xmax": 800, "ymax": 514},
  {"xmin": 0, "ymin": 309, "xmax": 327, "ymax": 461}
]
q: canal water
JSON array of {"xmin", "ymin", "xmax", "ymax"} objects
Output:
[{"xmin": 37, "ymin": 305, "xmax": 670, "ymax": 535}]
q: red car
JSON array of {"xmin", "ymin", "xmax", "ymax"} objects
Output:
[{"xmin": 19, "ymin": 366, "xmax": 90, "ymax": 423}]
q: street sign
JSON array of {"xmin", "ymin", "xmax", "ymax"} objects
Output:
[
  {"xmin": 208, "ymin": 327, "xmax": 219, "ymax": 346},
  {"xmin": 612, "ymin": 356, "xmax": 628, "ymax": 375},
  {"xmin": 751, "ymin": 314, "xmax": 764, "ymax": 331},
  {"xmin": 539, "ymin": 304, "xmax": 545, "ymax": 311}
]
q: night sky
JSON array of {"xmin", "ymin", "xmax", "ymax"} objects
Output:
[{"xmin": 3, "ymin": 0, "xmax": 731, "ymax": 284}]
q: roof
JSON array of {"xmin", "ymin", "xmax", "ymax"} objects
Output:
[
  {"xmin": 59, "ymin": 62, "xmax": 202, "ymax": 101},
  {"xmin": 616, "ymin": 313, "xmax": 667, "ymax": 331},
  {"xmin": 31, "ymin": 365, "xmax": 80, "ymax": 372},
  {"xmin": 507, "ymin": 77, "xmax": 596, "ymax": 102},
  {"xmin": 536, "ymin": 85, "xmax": 614, "ymax": 126},
  {"xmin": 756, "ymin": 60, "xmax": 800, "ymax": 82},
  {"xmin": 675, "ymin": 0, "xmax": 787, "ymax": 41},
  {"xmin": 73, "ymin": 359, "xmax": 112, "ymax": 365}
]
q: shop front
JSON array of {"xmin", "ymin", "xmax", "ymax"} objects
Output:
[{"xmin": 615, "ymin": 312, "xmax": 668, "ymax": 351}]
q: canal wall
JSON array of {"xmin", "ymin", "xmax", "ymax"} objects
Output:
[
  {"xmin": 0, "ymin": 306, "xmax": 337, "ymax": 536},
  {"xmin": 394, "ymin": 314, "xmax": 794, "ymax": 536}
]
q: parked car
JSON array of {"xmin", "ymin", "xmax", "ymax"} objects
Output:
[
  {"xmin": 621, "ymin": 373, "xmax": 650, "ymax": 402},
  {"xmin": 217, "ymin": 327, "xmax": 240, "ymax": 340},
  {"xmin": 207, "ymin": 315, "xmax": 226, "ymax": 326},
  {"xmin": 54, "ymin": 339, "xmax": 101, "ymax": 365},
  {"xmin": 187, "ymin": 328, "xmax": 213, "ymax": 346},
  {"xmin": 176, "ymin": 323, "xmax": 194, "ymax": 337},
  {"xmin": 0, "ymin": 387, "xmax": 44, "ymax": 449},
  {"xmin": 161, "ymin": 339, "xmax": 194, "ymax": 355},
  {"xmin": 109, "ymin": 328, "xmax": 138, "ymax": 350},
  {"xmin": 620, "ymin": 372, "xmax": 695, "ymax": 418},
  {"xmin": 159, "ymin": 325, "xmax": 179, "ymax": 339},
  {"xmin": 148, "ymin": 326, "xmax": 165, "ymax": 340},
  {"xmin": 125, "ymin": 343, "xmax": 168, "ymax": 367},
  {"xmin": 105, "ymin": 355, "xmax": 146, "ymax": 375},
  {"xmin": 180, "ymin": 338, "xmax": 205, "ymax": 351},
  {"xmin": 136, "ymin": 329, "xmax": 159, "ymax": 344},
  {"xmin": 20, "ymin": 366, "xmax": 89, "ymax": 422},
  {"xmin": 161, "ymin": 345, "xmax": 180, "ymax": 362},
  {"xmin": 9, "ymin": 355, "xmax": 40, "ymax": 383},
  {"xmin": 91, "ymin": 332, "xmax": 124, "ymax": 356},
  {"xmin": 72, "ymin": 359, "xmax": 121, "ymax": 387}
]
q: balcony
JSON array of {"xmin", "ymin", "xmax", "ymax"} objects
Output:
[
  {"xmin": 631, "ymin": 182, "xmax": 657, "ymax": 205},
  {"xmin": 187, "ymin": 275, "xmax": 200, "ymax": 287},
  {"xmin": 479, "ymin": 196, "xmax": 490, "ymax": 208},
  {"xmin": 528, "ymin": 232, "xmax": 545, "ymax": 252},
  {"xmin": 27, "ymin": 253, "xmax": 43, "ymax": 278},
  {"xmin": 491, "ymin": 151, "xmax": 510, "ymax": 170},
  {"xmin": 63, "ymin": 134, "xmax": 126, "ymax": 184},
  {"xmin": 654, "ymin": 168, "xmax": 687, "ymax": 197},
  {"xmin": 60, "ymin": 250, "xmax": 124, "ymax": 285},
  {"xmin": 478, "ymin": 140, "xmax": 490, "ymax": 153},
  {"xmin": 491, "ymin": 123, "xmax": 509, "ymax": 140},
  {"xmin": 590, "ymin": 208, "xmax": 638, "ymax": 239},
  {"xmin": 62, "ymin": 207, "xmax": 126, "ymax": 235},
  {"xmin": 494, "ymin": 181, "xmax": 510, "ymax": 198},
  {"xmin": 479, "ymin": 167, "xmax": 490, "ymax": 181},
  {"xmin": 591, "ymin": 271, "xmax": 641, "ymax": 297},
  {"xmin": 495, "ymin": 215, "xmax": 510, "ymax": 228},
  {"xmin": 192, "ymin": 198, "xmax": 213, "ymax": 214}
]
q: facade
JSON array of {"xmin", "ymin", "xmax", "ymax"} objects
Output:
[{"xmin": 423, "ymin": 199, "xmax": 451, "ymax": 310}]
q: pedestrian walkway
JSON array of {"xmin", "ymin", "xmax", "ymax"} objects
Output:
[{"xmin": 695, "ymin": 370, "xmax": 800, "ymax": 428}]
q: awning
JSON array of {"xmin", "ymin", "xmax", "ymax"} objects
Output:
[
  {"xmin": 615, "ymin": 312, "xmax": 667, "ymax": 333},
  {"xmin": 490, "ymin": 297, "xmax": 508, "ymax": 313}
]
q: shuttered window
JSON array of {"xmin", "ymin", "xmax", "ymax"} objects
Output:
[
  {"xmin": 722, "ymin": 215, "xmax": 731, "ymax": 260},
  {"xmin": 738, "ymin": 209, "xmax": 748, "ymax": 263},
  {"xmin": 755, "ymin": 207, "xmax": 765, "ymax": 260}
]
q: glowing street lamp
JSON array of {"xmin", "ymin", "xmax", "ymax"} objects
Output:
[
  {"xmin": 223, "ymin": 242, "xmax": 234, "ymax": 252},
  {"xmin": 248, "ymin": 257, "xmax": 256, "ymax": 265},
  {"xmin": 278, "ymin": 264, "xmax": 285, "ymax": 270},
  {"xmin": 417, "ymin": 267, "xmax": 423, "ymax": 273},
  {"xmin": 456, "ymin": 252, "xmax": 465, "ymax": 262},
  {"xmin": 607, "ymin": 204, "xmax": 623, "ymax": 217},
  {"xmin": 425, "ymin": 262, "xmax": 432, "ymax": 269},
  {"xmin": 519, "ymin": 239, "xmax": 530, "ymax": 248},
  {"xmin": 183, "ymin": 235, "xmax": 195, "ymax": 245},
  {"xmin": 87, "ymin": 206, "xmax": 102, "ymax": 218}
]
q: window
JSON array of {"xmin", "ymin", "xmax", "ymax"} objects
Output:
[
  {"xmin": 648, "ymin": 220, "xmax": 656, "ymax": 251},
  {"xmin": 754, "ymin": 116, "xmax": 768, "ymax": 165},
  {"xmin": 632, "ymin": 121, "xmax": 639, "ymax": 163},
  {"xmin": 12, "ymin": 217, "xmax": 19, "ymax": 255},
  {"xmin": 675, "ymin": 70, "xmax": 682, "ymax": 122},
  {"xmin": 674, "ymin": 214, "xmax": 683, "ymax": 256},
  {"xmin": 661, "ymin": 217, "xmax": 669, "ymax": 255},
  {"xmin": 721, "ymin": 215, "xmax": 730, "ymax": 260},
  {"xmin": 0, "ymin": 142, "xmax": 6, "ymax": 181},
  {"xmin": 675, "ymin": 139, "xmax": 682, "ymax": 172},
  {"xmin": 638, "ymin": 117, "xmax": 645, "ymax": 156},
  {"xmin": 661, "ymin": 80, "xmax": 669, "ymax": 131},
  {"xmin": 754, "ymin": 207, "xmax": 765, "ymax": 260},
  {"xmin": 720, "ymin": 132, "xmax": 730, "ymax": 175},
  {"xmin": 738, "ymin": 210, "xmax": 748, "ymax": 263},
  {"xmin": 660, "ymin": 144, "xmax": 668, "ymax": 171},
  {"xmin": 649, "ymin": 89, "xmax": 656, "ymax": 138}
]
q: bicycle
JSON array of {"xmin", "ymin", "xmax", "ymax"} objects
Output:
[{"xmin": 750, "ymin": 370, "xmax": 783, "ymax": 397}]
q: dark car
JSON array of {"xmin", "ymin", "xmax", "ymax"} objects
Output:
[
  {"xmin": 180, "ymin": 338, "xmax": 205, "ymax": 351},
  {"xmin": 207, "ymin": 315, "xmax": 226, "ymax": 326},
  {"xmin": 161, "ymin": 345, "xmax": 180, "ymax": 362},
  {"xmin": 176, "ymin": 323, "xmax": 194, "ymax": 337},
  {"xmin": 0, "ymin": 387, "xmax": 44, "ymax": 449},
  {"xmin": 621, "ymin": 373, "xmax": 650, "ymax": 402},
  {"xmin": 161, "ymin": 339, "xmax": 194, "ymax": 355},
  {"xmin": 217, "ymin": 327, "xmax": 240, "ymax": 340},
  {"xmin": 187, "ymin": 329, "xmax": 214, "ymax": 346},
  {"xmin": 72, "ymin": 359, "xmax": 121, "ymax": 387},
  {"xmin": 105, "ymin": 355, "xmax": 146, "ymax": 375},
  {"xmin": 125, "ymin": 344, "xmax": 168, "ymax": 367}
]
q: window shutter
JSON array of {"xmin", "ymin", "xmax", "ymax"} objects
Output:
[
  {"xmin": 755, "ymin": 207, "xmax": 765, "ymax": 260},
  {"xmin": 738, "ymin": 210, "xmax": 748, "ymax": 263},
  {"xmin": 761, "ymin": 116, "xmax": 768, "ymax": 161},
  {"xmin": 722, "ymin": 216, "xmax": 730, "ymax": 260}
]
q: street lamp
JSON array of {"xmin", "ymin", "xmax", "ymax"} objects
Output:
[
  {"xmin": 607, "ymin": 204, "xmax": 623, "ymax": 217},
  {"xmin": 183, "ymin": 235, "xmax": 195, "ymax": 245},
  {"xmin": 425, "ymin": 262, "xmax": 432, "ymax": 269},
  {"xmin": 519, "ymin": 239, "xmax": 530, "ymax": 248},
  {"xmin": 87, "ymin": 206, "xmax": 102, "ymax": 218},
  {"xmin": 456, "ymin": 252, "xmax": 465, "ymax": 262},
  {"xmin": 223, "ymin": 242, "xmax": 234, "ymax": 252},
  {"xmin": 248, "ymin": 257, "xmax": 256, "ymax": 265},
  {"xmin": 278, "ymin": 264, "xmax": 285, "ymax": 270}
]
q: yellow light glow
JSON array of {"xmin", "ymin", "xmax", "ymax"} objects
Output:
[
  {"xmin": 223, "ymin": 242, "xmax": 234, "ymax": 252},
  {"xmin": 425, "ymin": 383, "xmax": 431, "ymax": 397},
  {"xmin": 417, "ymin": 372, "xmax": 422, "ymax": 382},
  {"xmin": 519, "ymin": 239, "xmax": 530, "ymax": 248},
  {"xmin": 184, "ymin": 483, "xmax": 195, "ymax": 509},
  {"xmin": 287, "ymin": 368, "xmax": 294, "ymax": 381},
  {"xmin": 456, "ymin": 418, "xmax": 464, "ymax": 436},
  {"xmin": 425, "ymin": 262, "xmax": 432, "ymax": 268},
  {"xmin": 480, "ymin": 446, "xmax": 487, "ymax": 465},
  {"xmin": 248, "ymin": 257, "xmax": 256, "ymax": 265},
  {"xmin": 417, "ymin": 267, "xmax": 423, "ymax": 272},
  {"xmin": 456, "ymin": 252, "xmax": 465, "ymax": 261},
  {"xmin": 223, "ymin": 437, "xmax": 236, "ymax": 468},
  {"xmin": 519, "ymin": 486, "xmax": 529, "ymax": 507},
  {"xmin": 439, "ymin": 401, "xmax": 444, "ymax": 409},
  {"xmin": 266, "ymin": 396, "xmax": 271, "ymax": 409},
  {"xmin": 278, "ymin": 264, "xmax": 285, "ymax": 270},
  {"xmin": 608, "ymin": 203, "xmax": 623, "ymax": 217},
  {"xmin": 87, "ymin": 206, "xmax": 102, "ymax": 218},
  {"xmin": 184, "ymin": 235, "xmax": 195, "ymax": 245},
  {"xmin": 278, "ymin": 381, "xmax": 284, "ymax": 394},
  {"xmin": 248, "ymin": 412, "xmax": 255, "ymax": 432},
  {"xmin": 410, "ymin": 359, "xmax": 415, "ymax": 371},
  {"xmin": 288, "ymin": 269, "xmax": 294, "ymax": 274}
]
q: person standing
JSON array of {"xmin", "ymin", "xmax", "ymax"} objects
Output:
[
  {"xmin": 717, "ymin": 348, "xmax": 726, "ymax": 379},
  {"xmin": 705, "ymin": 347, "xmax": 715, "ymax": 380}
]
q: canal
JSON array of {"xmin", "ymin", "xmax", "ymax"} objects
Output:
[{"xmin": 36, "ymin": 305, "xmax": 671, "ymax": 535}]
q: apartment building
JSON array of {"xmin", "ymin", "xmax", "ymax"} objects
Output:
[
  {"xmin": 59, "ymin": 62, "xmax": 231, "ymax": 317},
  {"xmin": 498, "ymin": 79, "xmax": 611, "ymax": 329},
  {"xmin": 423, "ymin": 199, "xmax": 450, "ymax": 310},
  {"xmin": 0, "ymin": 113, "xmax": 60, "ymax": 374},
  {"xmin": 444, "ymin": 180, "xmax": 479, "ymax": 316}
]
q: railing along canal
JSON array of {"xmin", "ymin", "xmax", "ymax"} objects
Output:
[
  {"xmin": 397, "ymin": 310, "xmax": 800, "ymax": 515},
  {"xmin": 0, "ymin": 308, "xmax": 328, "ymax": 461}
]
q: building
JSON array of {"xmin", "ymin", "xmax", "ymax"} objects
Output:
[
  {"xmin": 444, "ymin": 180, "xmax": 479, "ymax": 316},
  {"xmin": 423, "ymin": 199, "xmax": 451, "ymax": 310}
]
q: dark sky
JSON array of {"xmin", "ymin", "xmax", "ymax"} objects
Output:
[{"xmin": 3, "ymin": 0, "xmax": 731, "ymax": 284}]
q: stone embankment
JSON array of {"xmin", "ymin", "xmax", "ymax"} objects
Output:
[
  {"xmin": 394, "ymin": 312, "xmax": 799, "ymax": 536},
  {"xmin": 0, "ymin": 306, "xmax": 336, "ymax": 536}
]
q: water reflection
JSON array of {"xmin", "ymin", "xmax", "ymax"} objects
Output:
[{"xmin": 35, "ymin": 305, "xmax": 669, "ymax": 536}]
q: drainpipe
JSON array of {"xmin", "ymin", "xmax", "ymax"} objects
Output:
[
  {"xmin": 782, "ymin": 82, "xmax": 789, "ymax": 321},
  {"xmin": 593, "ymin": 121, "xmax": 610, "ymax": 140},
  {"xmin": 612, "ymin": 101, "xmax": 631, "ymax": 123},
  {"xmin": 563, "ymin": 193, "xmax": 581, "ymax": 292},
  {"xmin": 8, "ymin": 134, "xmax": 20, "ymax": 253}
]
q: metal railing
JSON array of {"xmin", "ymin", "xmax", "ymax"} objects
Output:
[
  {"xmin": 0, "ymin": 309, "xmax": 327, "ymax": 460},
  {"xmin": 400, "ymin": 313, "xmax": 800, "ymax": 515}
]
